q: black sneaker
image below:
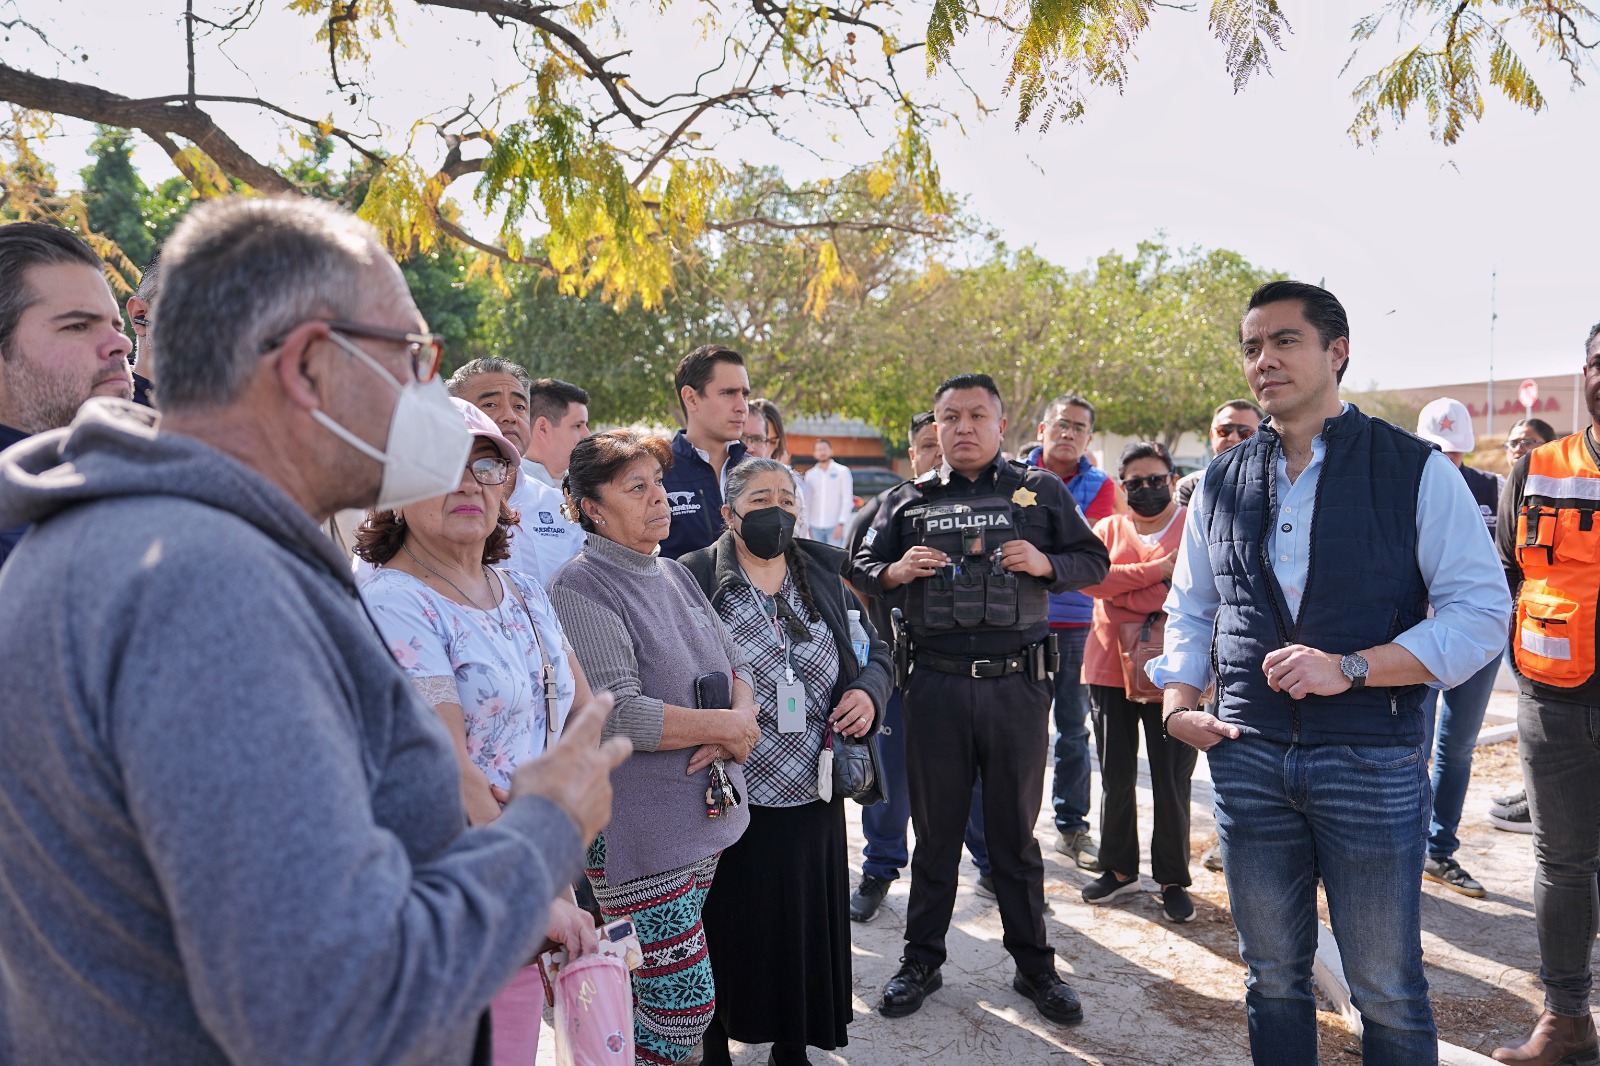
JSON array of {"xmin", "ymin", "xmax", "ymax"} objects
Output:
[
  {"xmin": 1081, "ymin": 871, "xmax": 1142, "ymax": 905},
  {"xmin": 974, "ymin": 874, "xmax": 997, "ymax": 899},
  {"xmin": 850, "ymin": 875, "xmax": 892, "ymax": 923},
  {"xmin": 1160, "ymin": 884, "xmax": 1197, "ymax": 923},
  {"xmin": 1012, "ymin": 970, "xmax": 1084, "ymax": 1026},
  {"xmin": 1423, "ymin": 856, "xmax": 1487, "ymax": 898},
  {"xmin": 1489, "ymin": 797, "xmax": 1534, "ymax": 834},
  {"xmin": 879, "ymin": 957, "xmax": 942, "ymax": 1018}
]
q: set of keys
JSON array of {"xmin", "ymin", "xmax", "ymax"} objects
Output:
[{"xmin": 705, "ymin": 757, "xmax": 740, "ymax": 819}]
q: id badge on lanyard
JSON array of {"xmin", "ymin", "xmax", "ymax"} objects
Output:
[
  {"xmin": 776, "ymin": 670, "xmax": 807, "ymax": 734},
  {"xmin": 756, "ymin": 580, "xmax": 808, "ymax": 734}
]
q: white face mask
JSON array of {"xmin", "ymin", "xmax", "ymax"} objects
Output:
[{"xmin": 311, "ymin": 331, "xmax": 470, "ymax": 510}]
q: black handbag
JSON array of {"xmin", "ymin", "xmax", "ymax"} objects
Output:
[{"xmin": 825, "ymin": 728, "xmax": 886, "ymax": 806}]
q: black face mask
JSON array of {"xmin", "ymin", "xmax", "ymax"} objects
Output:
[
  {"xmin": 731, "ymin": 504, "xmax": 797, "ymax": 560},
  {"xmin": 1126, "ymin": 484, "xmax": 1172, "ymax": 518}
]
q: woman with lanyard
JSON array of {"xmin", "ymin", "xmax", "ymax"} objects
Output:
[
  {"xmin": 681, "ymin": 457, "xmax": 892, "ymax": 1066},
  {"xmin": 1077, "ymin": 441, "xmax": 1199, "ymax": 925},
  {"xmin": 356, "ymin": 399, "xmax": 597, "ymax": 1066}
]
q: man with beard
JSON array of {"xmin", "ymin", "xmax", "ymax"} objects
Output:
[
  {"xmin": 1490, "ymin": 324, "xmax": 1600, "ymax": 1066},
  {"xmin": 0, "ymin": 223, "xmax": 133, "ymax": 569}
]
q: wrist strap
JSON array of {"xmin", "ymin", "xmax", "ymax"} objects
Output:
[{"xmin": 1161, "ymin": 705, "xmax": 1193, "ymax": 740}]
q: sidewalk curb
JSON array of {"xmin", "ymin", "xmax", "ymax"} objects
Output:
[{"xmin": 1312, "ymin": 921, "xmax": 1500, "ymax": 1065}]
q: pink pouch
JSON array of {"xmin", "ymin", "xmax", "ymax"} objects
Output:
[{"xmin": 551, "ymin": 952, "xmax": 634, "ymax": 1066}]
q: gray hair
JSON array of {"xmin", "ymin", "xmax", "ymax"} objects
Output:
[
  {"xmin": 724, "ymin": 456, "xmax": 797, "ymax": 510},
  {"xmin": 0, "ymin": 222, "xmax": 104, "ymax": 359},
  {"xmin": 135, "ymin": 251, "xmax": 161, "ymax": 302},
  {"xmin": 447, "ymin": 356, "xmax": 532, "ymax": 396},
  {"xmin": 151, "ymin": 197, "xmax": 382, "ymax": 410}
]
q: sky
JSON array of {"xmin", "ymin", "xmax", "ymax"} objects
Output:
[{"xmin": 13, "ymin": 0, "xmax": 1598, "ymax": 393}]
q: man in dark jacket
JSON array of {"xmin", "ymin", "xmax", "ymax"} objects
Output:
[
  {"xmin": 659, "ymin": 344, "xmax": 750, "ymax": 559},
  {"xmin": 1152, "ymin": 281, "xmax": 1510, "ymax": 1065},
  {"xmin": 0, "ymin": 222, "xmax": 134, "ymax": 569}
]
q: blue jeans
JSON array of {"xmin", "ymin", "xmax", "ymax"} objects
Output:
[
  {"xmin": 1421, "ymin": 655, "xmax": 1500, "ymax": 860},
  {"xmin": 1050, "ymin": 626, "xmax": 1093, "ymax": 835},
  {"xmin": 861, "ymin": 688, "xmax": 989, "ymax": 881},
  {"xmin": 809, "ymin": 524, "xmax": 843, "ymax": 546},
  {"xmin": 1209, "ymin": 735, "xmax": 1437, "ymax": 1066}
]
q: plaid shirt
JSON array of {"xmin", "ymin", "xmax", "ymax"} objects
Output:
[{"xmin": 718, "ymin": 576, "xmax": 842, "ymax": 806}]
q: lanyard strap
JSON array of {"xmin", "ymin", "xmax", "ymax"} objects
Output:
[
  {"xmin": 747, "ymin": 576, "xmax": 798, "ymax": 684},
  {"xmin": 497, "ymin": 569, "xmax": 562, "ymax": 747}
]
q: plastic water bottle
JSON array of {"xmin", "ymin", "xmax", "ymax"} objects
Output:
[{"xmin": 847, "ymin": 609, "xmax": 870, "ymax": 667}]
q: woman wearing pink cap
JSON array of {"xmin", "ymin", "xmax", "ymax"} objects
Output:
[{"xmin": 356, "ymin": 398, "xmax": 599, "ymax": 1066}]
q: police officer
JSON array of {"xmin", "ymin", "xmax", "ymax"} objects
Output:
[{"xmin": 852, "ymin": 373, "xmax": 1110, "ymax": 1025}]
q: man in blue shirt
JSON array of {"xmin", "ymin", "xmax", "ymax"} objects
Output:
[{"xmin": 1150, "ymin": 281, "xmax": 1510, "ymax": 1066}]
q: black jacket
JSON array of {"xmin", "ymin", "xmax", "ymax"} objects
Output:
[
  {"xmin": 658, "ymin": 431, "xmax": 748, "ymax": 560},
  {"xmin": 680, "ymin": 533, "xmax": 894, "ymax": 726}
]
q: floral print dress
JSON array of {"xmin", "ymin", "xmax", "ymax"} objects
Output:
[{"xmin": 363, "ymin": 566, "xmax": 577, "ymax": 790}]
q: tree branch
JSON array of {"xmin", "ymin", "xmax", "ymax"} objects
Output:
[
  {"xmin": 0, "ymin": 64, "xmax": 295, "ymax": 194},
  {"xmin": 140, "ymin": 93, "xmax": 385, "ymax": 161},
  {"xmin": 418, "ymin": 0, "xmax": 646, "ymax": 127}
]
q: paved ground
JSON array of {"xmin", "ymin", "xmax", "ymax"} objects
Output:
[{"xmin": 542, "ymin": 687, "xmax": 1592, "ymax": 1064}]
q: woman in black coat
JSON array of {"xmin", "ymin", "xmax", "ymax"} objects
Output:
[{"xmin": 680, "ymin": 457, "xmax": 892, "ymax": 1066}]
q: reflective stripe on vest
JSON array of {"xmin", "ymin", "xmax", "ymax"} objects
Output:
[{"xmin": 1514, "ymin": 433, "xmax": 1600, "ymax": 688}]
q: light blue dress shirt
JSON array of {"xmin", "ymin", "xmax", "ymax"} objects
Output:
[{"xmin": 1148, "ymin": 410, "xmax": 1511, "ymax": 693}]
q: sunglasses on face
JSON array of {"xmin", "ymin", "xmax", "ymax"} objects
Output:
[
  {"xmin": 467, "ymin": 456, "xmax": 512, "ymax": 486},
  {"xmin": 1214, "ymin": 423, "xmax": 1255, "ymax": 440},
  {"xmin": 1503, "ymin": 439, "xmax": 1540, "ymax": 454},
  {"xmin": 1121, "ymin": 474, "xmax": 1170, "ymax": 492}
]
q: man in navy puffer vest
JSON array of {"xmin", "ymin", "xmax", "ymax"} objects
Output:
[{"xmin": 1149, "ymin": 281, "xmax": 1510, "ymax": 1066}]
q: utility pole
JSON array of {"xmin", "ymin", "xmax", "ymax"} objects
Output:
[
  {"xmin": 1486, "ymin": 269, "xmax": 1498, "ymax": 438},
  {"xmin": 186, "ymin": 0, "xmax": 198, "ymax": 99}
]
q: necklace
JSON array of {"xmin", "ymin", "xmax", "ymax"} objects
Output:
[{"xmin": 403, "ymin": 542, "xmax": 515, "ymax": 638}]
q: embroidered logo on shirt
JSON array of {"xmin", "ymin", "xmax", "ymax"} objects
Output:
[
  {"xmin": 667, "ymin": 490, "xmax": 700, "ymax": 515},
  {"xmin": 539, "ymin": 510, "xmax": 555, "ymax": 524},
  {"xmin": 1012, "ymin": 487, "xmax": 1038, "ymax": 507}
]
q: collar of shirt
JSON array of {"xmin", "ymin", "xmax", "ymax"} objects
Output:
[
  {"xmin": 936, "ymin": 451, "xmax": 1006, "ymax": 487},
  {"xmin": 0, "ymin": 422, "xmax": 27, "ymax": 452},
  {"xmin": 522, "ymin": 458, "xmax": 559, "ymax": 489}
]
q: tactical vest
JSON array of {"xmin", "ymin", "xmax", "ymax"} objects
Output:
[
  {"xmin": 1514, "ymin": 432, "xmax": 1600, "ymax": 693},
  {"xmin": 904, "ymin": 463, "xmax": 1050, "ymax": 634}
]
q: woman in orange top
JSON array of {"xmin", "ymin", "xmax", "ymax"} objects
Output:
[{"xmin": 1077, "ymin": 441, "xmax": 1198, "ymax": 924}]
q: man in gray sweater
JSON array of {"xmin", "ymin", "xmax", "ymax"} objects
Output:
[{"xmin": 0, "ymin": 198, "xmax": 630, "ymax": 1065}]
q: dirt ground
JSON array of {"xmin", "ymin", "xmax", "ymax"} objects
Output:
[{"xmin": 543, "ymin": 713, "xmax": 1580, "ymax": 1065}]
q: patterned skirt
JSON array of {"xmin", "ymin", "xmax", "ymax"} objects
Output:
[{"xmin": 585, "ymin": 834, "xmax": 721, "ymax": 1066}]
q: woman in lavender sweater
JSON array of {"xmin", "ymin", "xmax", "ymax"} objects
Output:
[{"xmin": 547, "ymin": 430, "xmax": 759, "ymax": 1066}]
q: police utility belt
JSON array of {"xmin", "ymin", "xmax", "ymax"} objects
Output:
[{"xmin": 914, "ymin": 640, "xmax": 1054, "ymax": 680}]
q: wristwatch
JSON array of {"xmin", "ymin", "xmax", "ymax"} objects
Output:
[{"xmin": 1340, "ymin": 652, "xmax": 1369, "ymax": 691}]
